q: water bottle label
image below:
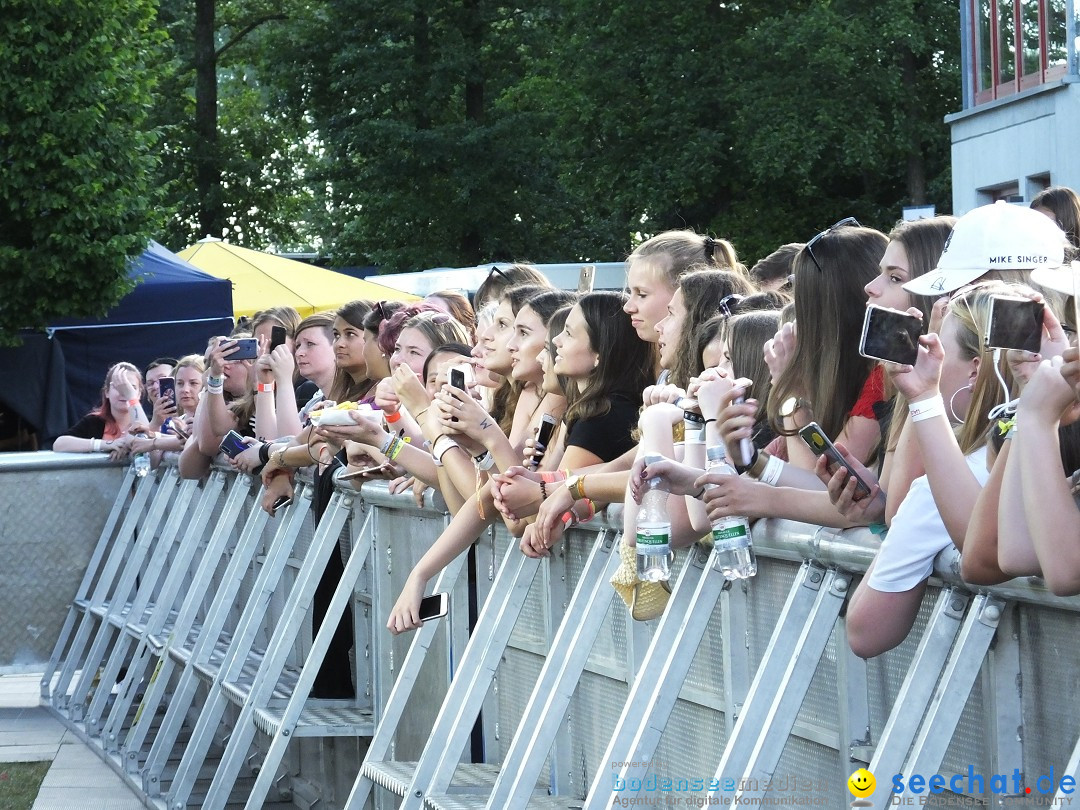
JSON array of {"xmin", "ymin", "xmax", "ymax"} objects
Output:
[
  {"xmin": 636, "ymin": 527, "xmax": 670, "ymax": 547},
  {"xmin": 711, "ymin": 523, "xmax": 750, "ymax": 552}
]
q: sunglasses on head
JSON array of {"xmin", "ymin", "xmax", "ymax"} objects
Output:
[
  {"xmin": 805, "ymin": 217, "xmax": 861, "ymax": 273},
  {"xmin": 718, "ymin": 294, "xmax": 744, "ymax": 319}
]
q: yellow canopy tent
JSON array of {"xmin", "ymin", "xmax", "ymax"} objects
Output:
[{"xmin": 177, "ymin": 238, "xmax": 418, "ymax": 319}]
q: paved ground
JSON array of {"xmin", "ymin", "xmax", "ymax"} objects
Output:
[{"xmin": 0, "ymin": 673, "xmax": 145, "ymax": 810}]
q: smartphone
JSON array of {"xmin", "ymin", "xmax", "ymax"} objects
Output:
[
  {"xmin": 859, "ymin": 305, "xmax": 923, "ymax": 366},
  {"xmin": 157, "ymin": 377, "xmax": 175, "ymax": 405},
  {"xmin": 270, "ymin": 325, "xmax": 288, "ymax": 352},
  {"xmin": 339, "ymin": 463, "xmax": 389, "ymax": 481},
  {"xmin": 731, "ymin": 381, "xmax": 754, "ymax": 467},
  {"xmin": 418, "ymin": 593, "xmax": 449, "ymax": 622},
  {"xmin": 529, "ymin": 413, "xmax": 558, "ymax": 469},
  {"xmin": 798, "ymin": 422, "xmax": 873, "ymax": 499},
  {"xmin": 271, "ymin": 495, "xmax": 292, "ymax": 514},
  {"xmin": 985, "ymin": 296, "xmax": 1044, "ymax": 352},
  {"xmin": 227, "ymin": 338, "xmax": 259, "ymax": 361},
  {"xmin": 449, "ymin": 363, "xmax": 473, "ymax": 390},
  {"xmin": 577, "ymin": 264, "xmax": 596, "ymax": 293},
  {"xmin": 218, "ymin": 429, "xmax": 249, "ymax": 459}
]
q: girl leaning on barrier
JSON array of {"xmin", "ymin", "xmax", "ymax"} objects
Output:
[
  {"xmin": 54, "ymin": 362, "xmax": 146, "ymax": 461},
  {"xmin": 844, "ymin": 282, "xmax": 1033, "ymax": 658},
  {"xmin": 961, "ymin": 258, "xmax": 1080, "ymax": 593},
  {"xmin": 384, "ymin": 292, "xmax": 653, "ymax": 633}
]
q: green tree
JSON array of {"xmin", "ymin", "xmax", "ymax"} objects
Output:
[
  {"xmin": 277, "ymin": 0, "xmax": 587, "ymax": 272},
  {"xmin": 714, "ymin": 0, "xmax": 960, "ymax": 261},
  {"xmin": 149, "ymin": 0, "xmax": 319, "ymax": 252},
  {"xmin": 0, "ymin": 0, "xmax": 164, "ymax": 341}
]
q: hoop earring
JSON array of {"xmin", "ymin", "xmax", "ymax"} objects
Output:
[{"xmin": 948, "ymin": 383, "xmax": 973, "ymax": 424}]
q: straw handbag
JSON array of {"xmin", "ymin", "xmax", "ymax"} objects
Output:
[{"xmin": 610, "ymin": 538, "xmax": 671, "ymax": 621}]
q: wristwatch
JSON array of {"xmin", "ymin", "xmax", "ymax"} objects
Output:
[
  {"xmin": 565, "ymin": 473, "xmax": 586, "ymax": 501},
  {"xmin": 779, "ymin": 396, "xmax": 808, "ymax": 419}
]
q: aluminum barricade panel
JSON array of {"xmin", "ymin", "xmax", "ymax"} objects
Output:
[{"xmin": 1020, "ymin": 604, "xmax": 1080, "ymax": 777}]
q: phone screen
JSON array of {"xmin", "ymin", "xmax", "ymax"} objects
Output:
[
  {"xmin": 985, "ymin": 296, "xmax": 1044, "ymax": 352},
  {"xmin": 418, "ymin": 593, "xmax": 449, "ymax": 621},
  {"xmin": 157, "ymin": 377, "xmax": 175, "ymax": 404},
  {"xmin": 859, "ymin": 305, "xmax": 922, "ymax": 366},
  {"xmin": 270, "ymin": 325, "xmax": 287, "ymax": 352},
  {"xmin": 450, "ymin": 368, "xmax": 466, "ymax": 390},
  {"xmin": 272, "ymin": 495, "xmax": 292, "ymax": 514}
]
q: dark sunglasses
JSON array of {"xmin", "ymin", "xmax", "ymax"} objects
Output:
[
  {"xmin": 374, "ymin": 300, "xmax": 390, "ymax": 321},
  {"xmin": 487, "ymin": 265, "xmax": 509, "ymax": 282},
  {"xmin": 718, "ymin": 294, "xmax": 744, "ymax": 319},
  {"xmin": 805, "ymin": 217, "xmax": 861, "ymax": 273}
]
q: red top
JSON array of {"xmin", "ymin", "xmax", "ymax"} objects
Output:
[{"xmin": 848, "ymin": 365, "xmax": 885, "ymax": 420}]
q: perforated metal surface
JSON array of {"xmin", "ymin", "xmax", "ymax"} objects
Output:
[
  {"xmin": 0, "ymin": 464, "xmax": 126, "ymax": 671},
  {"xmin": 1020, "ymin": 604, "xmax": 1080, "ymax": 777},
  {"xmin": 648, "ymin": 695, "xmax": 728, "ymax": 797}
]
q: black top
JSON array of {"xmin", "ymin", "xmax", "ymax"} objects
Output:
[
  {"xmin": 565, "ymin": 395, "xmax": 638, "ymax": 462},
  {"xmin": 63, "ymin": 413, "xmax": 108, "ymax": 440}
]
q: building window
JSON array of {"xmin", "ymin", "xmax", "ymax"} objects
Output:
[{"xmin": 971, "ymin": 0, "xmax": 1071, "ymax": 104}]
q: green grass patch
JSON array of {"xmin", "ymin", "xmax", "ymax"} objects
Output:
[{"xmin": 0, "ymin": 760, "xmax": 51, "ymax": 810}]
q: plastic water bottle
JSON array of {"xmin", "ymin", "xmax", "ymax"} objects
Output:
[
  {"xmin": 704, "ymin": 445, "xmax": 756, "ymax": 579},
  {"xmin": 132, "ymin": 452, "xmax": 151, "ymax": 478},
  {"xmin": 636, "ymin": 452, "xmax": 671, "ymax": 582}
]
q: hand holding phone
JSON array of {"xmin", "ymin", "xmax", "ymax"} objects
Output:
[
  {"xmin": 529, "ymin": 413, "xmax": 558, "ymax": 469},
  {"xmin": 798, "ymin": 422, "xmax": 873, "ymax": 498},
  {"xmin": 218, "ymin": 429, "xmax": 249, "ymax": 459},
  {"xmin": 157, "ymin": 377, "xmax": 176, "ymax": 406},
  {"xmin": 418, "ymin": 593, "xmax": 449, "ymax": 621},
  {"xmin": 226, "ymin": 338, "xmax": 259, "ymax": 361},
  {"xmin": 859, "ymin": 305, "xmax": 923, "ymax": 366}
]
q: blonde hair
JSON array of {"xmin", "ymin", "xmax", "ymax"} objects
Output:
[
  {"xmin": 629, "ymin": 229, "xmax": 747, "ymax": 289},
  {"xmin": 173, "ymin": 354, "xmax": 206, "ymax": 376},
  {"xmin": 946, "ymin": 282, "xmax": 1025, "ymax": 453}
]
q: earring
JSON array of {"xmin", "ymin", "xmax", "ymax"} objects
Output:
[{"xmin": 948, "ymin": 383, "xmax": 973, "ymax": 424}]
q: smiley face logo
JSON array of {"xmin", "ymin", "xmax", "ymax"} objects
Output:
[{"xmin": 848, "ymin": 768, "xmax": 876, "ymax": 798}]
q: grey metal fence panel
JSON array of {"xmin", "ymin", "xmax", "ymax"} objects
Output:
[{"xmin": 14, "ymin": 454, "xmax": 1080, "ymax": 810}]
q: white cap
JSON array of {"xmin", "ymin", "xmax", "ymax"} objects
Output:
[
  {"xmin": 1031, "ymin": 261, "xmax": 1080, "ymax": 296},
  {"xmin": 903, "ymin": 201, "xmax": 1067, "ymax": 296}
]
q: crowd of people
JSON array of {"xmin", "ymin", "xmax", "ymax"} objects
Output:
[{"xmin": 53, "ymin": 186, "xmax": 1080, "ymax": 697}]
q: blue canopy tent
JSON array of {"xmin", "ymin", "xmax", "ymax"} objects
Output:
[{"xmin": 1, "ymin": 241, "xmax": 234, "ymax": 443}]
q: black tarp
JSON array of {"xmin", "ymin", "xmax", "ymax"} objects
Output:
[{"xmin": 0, "ymin": 240, "xmax": 233, "ymax": 443}]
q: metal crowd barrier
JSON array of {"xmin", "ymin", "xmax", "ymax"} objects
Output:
[{"xmin": 9, "ymin": 452, "xmax": 1080, "ymax": 808}]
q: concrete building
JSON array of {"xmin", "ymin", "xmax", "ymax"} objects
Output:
[{"xmin": 948, "ymin": 0, "xmax": 1079, "ymax": 212}]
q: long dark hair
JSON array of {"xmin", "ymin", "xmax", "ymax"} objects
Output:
[
  {"xmin": 564, "ymin": 292, "xmax": 656, "ymax": 434},
  {"xmin": 768, "ymin": 226, "xmax": 887, "ymax": 440},
  {"xmin": 332, "ymin": 299, "xmax": 375, "ymax": 403}
]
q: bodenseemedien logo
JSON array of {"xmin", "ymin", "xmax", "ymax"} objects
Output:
[{"xmin": 849, "ymin": 768, "xmax": 876, "ymax": 807}]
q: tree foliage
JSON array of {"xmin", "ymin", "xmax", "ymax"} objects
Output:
[
  {"xmin": 2, "ymin": 0, "xmax": 965, "ymax": 317},
  {"xmin": 148, "ymin": 0, "xmax": 319, "ymax": 252},
  {"xmin": 0, "ymin": 0, "xmax": 164, "ymax": 341}
]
